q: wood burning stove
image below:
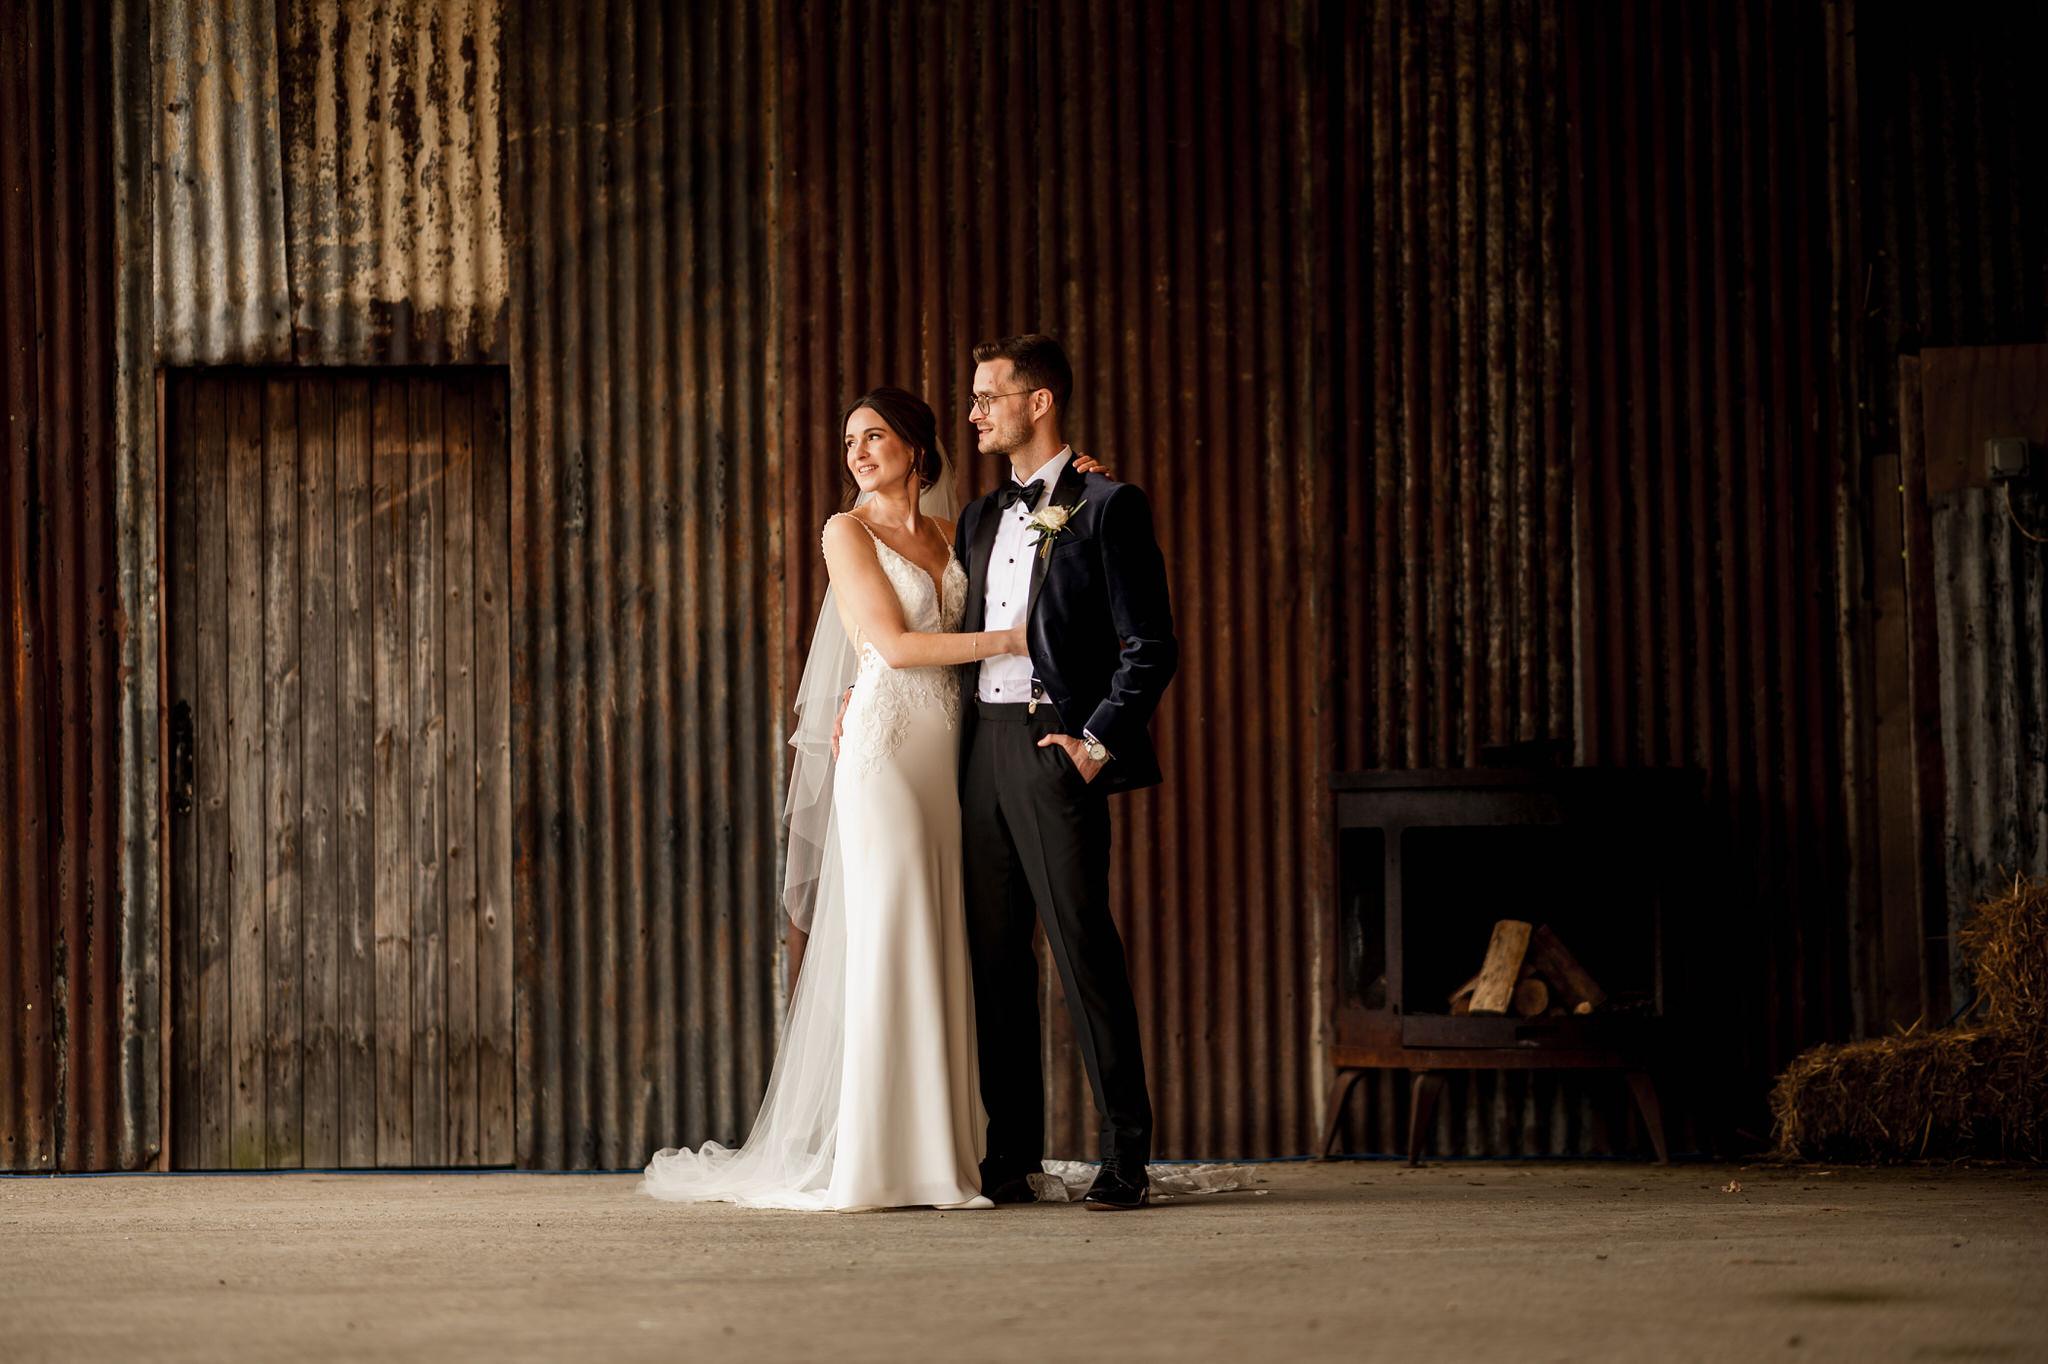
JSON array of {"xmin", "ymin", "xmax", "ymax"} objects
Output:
[{"xmin": 1323, "ymin": 766, "xmax": 1700, "ymax": 1163}]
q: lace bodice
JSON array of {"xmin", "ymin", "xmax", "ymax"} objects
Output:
[{"xmin": 829, "ymin": 514, "xmax": 968, "ymax": 771}]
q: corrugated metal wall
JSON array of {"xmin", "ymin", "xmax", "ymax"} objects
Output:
[
  {"xmin": 1849, "ymin": 1, "xmax": 2048, "ymax": 1014},
  {"xmin": 277, "ymin": 0, "xmax": 506, "ymax": 362},
  {"xmin": 775, "ymin": 0, "xmax": 1328, "ymax": 1161},
  {"xmin": 1929, "ymin": 484, "xmax": 2048, "ymax": 998},
  {"xmin": 505, "ymin": 0, "xmax": 781, "ymax": 1170},
  {"xmin": 156, "ymin": 0, "xmax": 505, "ymax": 365},
  {"xmin": 1332, "ymin": 0, "xmax": 1861, "ymax": 1155},
  {"xmin": 1567, "ymin": 0, "xmax": 1847, "ymax": 1106},
  {"xmin": 1323, "ymin": 0, "xmax": 1605, "ymax": 1158},
  {"xmin": 18, "ymin": 0, "xmax": 2039, "ymax": 1167},
  {"xmin": 1328, "ymin": 0, "xmax": 1573, "ymax": 775},
  {"xmin": 153, "ymin": 0, "xmax": 293, "ymax": 364},
  {"xmin": 0, "ymin": 0, "xmax": 132, "ymax": 1170},
  {"xmin": 773, "ymin": 0, "xmax": 1037, "ymax": 695},
  {"xmin": 1037, "ymin": 0, "xmax": 1327, "ymax": 1161}
]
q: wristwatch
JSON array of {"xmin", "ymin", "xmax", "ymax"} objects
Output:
[{"xmin": 1082, "ymin": 731, "xmax": 1111, "ymax": 765}]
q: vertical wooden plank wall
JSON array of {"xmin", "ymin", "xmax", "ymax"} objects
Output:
[
  {"xmin": 444, "ymin": 375, "xmax": 481, "ymax": 1167},
  {"xmin": 168, "ymin": 369, "xmax": 512, "ymax": 1168},
  {"xmin": 224, "ymin": 379, "xmax": 265, "ymax": 1169},
  {"xmin": 406, "ymin": 377, "xmax": 447, "ymax": 1166},
  {"xmin": 370, "ymin": 375, "xmax": 413, "ymax": 1165},
  {"xmin": 474, "ymin": 378, "xmax": 515, "ymax": 1163},
  {"xmin": 190, "ymin": 377, "xmax": 231, "ymax": 1166},
  {"xmin": 335, "ymin": 376, "xmax": 377, "ymax": 1166},
  {"xmin": 297, "ymin": 373, "xmax": 339, "ymax": 1165},
  {"xmin": 262, "ymin": 373, "xmax": 302, "ymax": 1168}
]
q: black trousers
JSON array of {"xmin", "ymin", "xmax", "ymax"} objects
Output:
[{"xmin": 962, "ymin": 699, "xmax": 1152, "ymax": 1172}]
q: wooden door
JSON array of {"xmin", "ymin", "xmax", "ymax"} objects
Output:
[{"xmin": 166, "ymin": 370, "xmax": 513, "ymax": 1168}]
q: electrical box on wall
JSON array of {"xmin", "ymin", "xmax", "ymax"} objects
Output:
[{"xmin": 1986, "ymin": 436, "xmax": 2033, "ymax": 482}]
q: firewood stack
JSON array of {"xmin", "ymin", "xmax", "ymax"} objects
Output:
[{"xmin": 1448, "ymin": 921, "xmax": 1609, "ymax": 1018}]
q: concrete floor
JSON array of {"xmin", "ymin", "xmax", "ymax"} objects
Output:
[{"xmin": 3, "ymin": 1161, "xmax": 2045, "ymax": 1362}]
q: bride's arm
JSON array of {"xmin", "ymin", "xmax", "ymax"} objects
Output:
[{"xmin": 822, "ymin": 516, "xmax": 1024, "ymax": 668}]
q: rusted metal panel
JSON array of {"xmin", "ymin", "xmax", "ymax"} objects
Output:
[
  {"xmin": 1928, "ymin": 483, "xmax": 2048, "ymax": 1002},
  {"xmin": 1324, "ymin": 0, "xmax": 1585, "ymax": 1156},
  {"xmin": 1, "ymin": 0, "xmax": 132, "ymax": 1170},
  {"xmin": 1565, "ymin": 0, "xmax": 1850, "ymax": 1117},
  {"xmin": 277, "ymin": 0, "xmax": 508, "ymax": 363},
  {"xmin": 111, "ymin": 0, "xmax": 165, "ymax": 1173},
  {"xmin": 1915, "ymin": 345, "xmax": 2048, "ymax": 1005},
  {"xmin": 154, "ymin": 0, "xmax": 507, "ymax": 367},
  {"xmin": 775, "ymin": 0, "xmax": 1330, "ymax": 1161},
  {"xmin": 1035, "ymin": 0, "xmax": 1327, "ymax": 1162},
  {"xmin": 1329, "ymin": 0, "xmax": 1573, "ymax": 778},
  {"xmin": 505, "ymin": 0, "xmax": 781, "ymax": 1170},
  {"xmin": 773, "ymin": 0, "xmax": 1040, "ymax": 708},
  {"xmin": 153, "ymin": 0, "xmax": 294, "ymax": 364}
]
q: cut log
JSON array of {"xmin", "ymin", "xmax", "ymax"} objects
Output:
[
  {"xmin": 1467, "ymin": 920, "xmax": 1534, "ymax": 1015},
  {"xmin": 1448, "ymin": 970, "xmax": 1482, "ymax": 1014},
  {"xmin": 1526, "ymin": 923, "xmax": 1608, "ymax": 1012},
  {"xmin": 1512, "ymin": 975, "xmax": 1550, "ymax": 1017}
]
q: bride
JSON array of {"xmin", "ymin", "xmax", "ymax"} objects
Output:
[{"xmin": 641, "ymin": 387, "xmax": 1027, "ymax": 1211}]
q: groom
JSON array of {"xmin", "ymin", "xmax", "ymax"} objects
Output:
[{"xmin": 954, "ymin": 334, "xmax": 1178, "ymax": 1211}]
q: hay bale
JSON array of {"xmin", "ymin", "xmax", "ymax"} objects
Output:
[
  {"xmin": 1958, "ymin": 873, "xmax": 2048, "ymax": 1033},
  {"xmin": 1771, "ymin": 1030, "xmax": 2007, "ymax": 1162},
  {"xmin": 1772, "ymin": 875, "xmax": 2047, "ymax": 1163},
  {"xmin": 1981, "ymin": 1037, "xmax": 2048, "ymax": 1159},
  {"xmin": 1957, "ymin": 874, "xmax": 2048, "ymax": 1158}
]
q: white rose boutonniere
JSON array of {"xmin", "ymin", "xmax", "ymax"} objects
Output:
[{"xmin": 1024, "ymin": 499, "xmax": 1085, "ymax": 561}]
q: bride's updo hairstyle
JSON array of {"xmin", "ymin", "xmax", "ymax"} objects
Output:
[{"xmin": 839, "ymin": 387, "xmax": 945, "ymax": 501}]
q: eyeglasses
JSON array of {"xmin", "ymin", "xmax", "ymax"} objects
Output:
[{"xmin": 968, "ymin": 388, "xmax": 1038, "ymax": 416}]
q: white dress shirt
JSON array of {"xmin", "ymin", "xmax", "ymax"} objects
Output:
[{"xmin": 976, "ymin": 447, "xmax": 1071, "ymax": 705}]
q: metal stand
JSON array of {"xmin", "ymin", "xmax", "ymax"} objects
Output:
[{"xmin": 1320, "ymin": 1062, "xmax": 1671, "ymax": 1165}]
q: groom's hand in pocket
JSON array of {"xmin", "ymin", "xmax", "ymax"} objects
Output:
[{"xmin": 1038, "ymin": 733, "xmax": 1104, "ymax": 785}]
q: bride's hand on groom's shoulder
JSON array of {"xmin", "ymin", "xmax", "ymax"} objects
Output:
[{"xmin": 1072, "ymin": 452, "xmax": 1115, "ymax": 480}]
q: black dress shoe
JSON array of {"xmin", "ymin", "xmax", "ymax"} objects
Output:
[{"xmin": 1082, "ymin": 1161, "xmax": 1150, "ymax": 1211}]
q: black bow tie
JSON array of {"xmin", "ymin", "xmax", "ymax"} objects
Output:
[{"xmin": 994, "ymin": 479, "xmax": 1045, "ymax": 513}]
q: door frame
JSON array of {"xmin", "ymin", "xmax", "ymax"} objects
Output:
[{"xmin": 153, "ymin": 364, "xmax": 516, "ymax": 1170}]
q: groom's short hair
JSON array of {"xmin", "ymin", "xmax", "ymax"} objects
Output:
[{"xmin": 973, "ymin": 333, "xmax": 1073, "ymax": 414}]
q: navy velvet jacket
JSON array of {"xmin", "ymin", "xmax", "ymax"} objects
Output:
[{"xmin": 954, "ymin": 458, "xmax": 1178, "ymax": 794}]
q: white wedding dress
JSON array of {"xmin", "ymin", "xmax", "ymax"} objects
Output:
[{"xmin": 641, "ymin": 514, "xmax": 986, "ymax": 1211}]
